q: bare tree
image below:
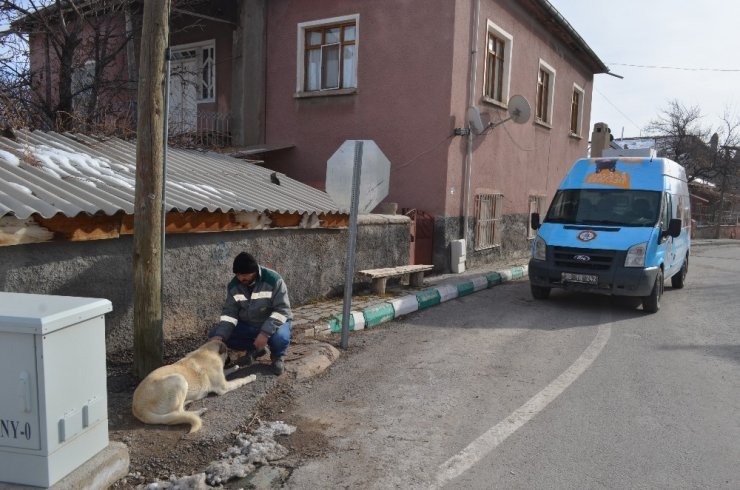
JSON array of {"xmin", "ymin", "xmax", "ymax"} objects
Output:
[
  {"xmin": 645, "ymin": 99, "xmax": 713, "ymax": 183},
  {"xmin": 712, "ymin": 109, "xmax": 740, "ymax": 237},
  {"xmin": 0, "ymin": 0, "xmax": 136, "ymax": 134}
]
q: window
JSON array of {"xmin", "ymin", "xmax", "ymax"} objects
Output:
[
  {"xmin": 528, "ymin": 195, "xmax": 547, "ymax": 238},
  {"xmin": 72, "ymin": 60, "xmax": 96, "ymax": 110},
  {"xmin": 297, "ymin": 15, "xmax": 358, "ymax": 93},
  {"xmin": 170, "ymin": 40, "xmax": 216, "ymax": 102},
  {"xmin": 535, "ymin": 60, "xmax": 555, "ymax": 125},
  {"xmin": 475, "ymin": 193, "xmax": 503, "ymax": 250},
  {"xmin": 570, "ymin": 83, "xmax": 585, "ymax": 136},
  {"xmin": 483, "ymin": 21, "xmax": 512, "ymax": 105}
]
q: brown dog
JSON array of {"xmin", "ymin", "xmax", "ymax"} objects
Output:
[{"xmin": 132, "ymin": 339, "xmax": 255, "ymax": 433}]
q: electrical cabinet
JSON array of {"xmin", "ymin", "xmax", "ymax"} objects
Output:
[
  {"xmin": 451, "ymin": 238, "xmax": 467, "ymax": 273},
  {"xmin": 0, "ymin": 292, "xmax": 112, "ymax": 487}
]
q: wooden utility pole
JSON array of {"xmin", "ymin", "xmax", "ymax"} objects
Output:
[{"xmin": 133, "ymin": 0, "xmax": 169, "ymax": 378}]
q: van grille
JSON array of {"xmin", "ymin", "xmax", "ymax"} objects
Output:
[{"xmin": 553, "ymin": 247, "xmax": 616, "ymax": 271}]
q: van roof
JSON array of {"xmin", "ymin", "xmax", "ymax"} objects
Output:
[{"xmin": 559, "ymin": 157, "xmax": 687, "ymax": 191}]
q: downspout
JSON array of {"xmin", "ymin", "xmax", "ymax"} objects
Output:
[{"xmin": 463, "ymin": 0, "xmax": 481, "ymax": 245}]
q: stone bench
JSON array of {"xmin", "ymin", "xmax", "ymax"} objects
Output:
[{"xmin": 358, "ymin": 264, "xmax": 434, "ymax": 295}]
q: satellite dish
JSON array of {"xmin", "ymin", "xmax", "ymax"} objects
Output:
[
  {"xmin": 467, "ymin": 106, "xmax": 485, "ymax": 135},
  {"xmin": 507, "ymin": 95, "xmax": 531, "ymax": 124}
]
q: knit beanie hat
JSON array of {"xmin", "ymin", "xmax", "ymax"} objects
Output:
[{"xmin": 233, "ymin": 252, "xmax": 259, "ymax": 274}]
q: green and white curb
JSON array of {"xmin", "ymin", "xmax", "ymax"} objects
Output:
[{"xmin": 311, "ymin": 265, "xmax": 528, "ymax": 337}]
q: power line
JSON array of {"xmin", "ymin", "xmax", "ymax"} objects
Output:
[
  {"xmin": 594, "ymin": 88, "xmax": 642, "ymax": 134},
  {"xmin": 608, "ymin": 63, "xmax": 740, "ymax": 73}
]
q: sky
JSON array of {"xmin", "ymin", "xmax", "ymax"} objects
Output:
[{"xmin": 548, "ymin": 0, "xmax": 740, "ymax": 139}]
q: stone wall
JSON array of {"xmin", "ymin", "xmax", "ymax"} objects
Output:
[
  {"xmin": 433, "ymin": 213, "xmax": 531, "ymax": 272},
  {"xmin": 0, "ymin": 215, "xmax": 410, "ymax": 354}
]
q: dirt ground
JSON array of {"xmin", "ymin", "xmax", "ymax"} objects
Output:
[{"xmin": 106, "ymin": 335, "xmax": 338, "ymax": 489}]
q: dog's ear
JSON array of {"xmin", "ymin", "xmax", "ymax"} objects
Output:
[{"xmin": 217, "ymin": 341, "xmax": 228, "ymax": 356}]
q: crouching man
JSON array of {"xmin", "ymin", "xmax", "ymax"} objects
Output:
[{"xmin": 209, "ymin": 252, "xmax": 293, "ymax": 375}]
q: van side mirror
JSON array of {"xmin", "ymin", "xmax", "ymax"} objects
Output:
[
  {"xmin": 667, "ymin": 218, "xmax": 681, "ymax": 238},
  {"xmin": 531, "ymin": 213, "xmax": 541, "ymax": 230}
]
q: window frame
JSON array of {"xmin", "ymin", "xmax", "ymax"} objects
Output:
[
  {"xmin": 535, "ymin": 59, "xmax": 556, "ymax": 126},
  {"xmin": 482, "ymin": 20, "xmax": 513, "ymax": 108},
  {"xmin": 170, "ymin": 39, "xmax": 216, "ymax": 103},
  {"xmin": 296, "ymin": 14, "xmax": 359, "ymax": 96},
  {"xmin": 570, "ymin": 83, "xmax": 585, "ymax": 137},
  {"xmin": 474, "ymin": 193, "xmax": 504, "ymax": 250}
]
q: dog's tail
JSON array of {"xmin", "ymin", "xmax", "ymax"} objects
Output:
[{"xmin": 132, "ymin": 408, "xmax": 204, "ymax": 434}]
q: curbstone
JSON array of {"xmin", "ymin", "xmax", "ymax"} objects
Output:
[
  {"xmin": 471, "ymin": 276, "xmax": 488, "ymax": 291},
  {"xmin": 456, "ymin": 281, "xmax": 475, "ymax": 297},
  {"xmin": 328, "ymin": 311, "xmax": 366, "ymax": 333},
  {"xmin": 500, "ymin": 269, "xmax": 513, "ymax": 282},
  {"xmin": 486, "ymin": 271, "xmax": 502, "ymax": 286},
  {"xmin": 363, "ymin": 302, "xmax": 396, "ymax": 328},
  {"xmin": 511, "ymin": 265, "xmax": 526, "ymax": 280},
  {"xmin": 389, "ymin": 295, "xmax": 419, "ymax": 317},
  {"xmin": 313, "ymin": 322, "xmax": 332, "ymax": 337},
  {"xmin": 436, "ymin": 284, "xmax": 459, "ymax": 302},
  {"xmin": 416, "ymin": 289, "xmax": 441, "ymax": 309}
]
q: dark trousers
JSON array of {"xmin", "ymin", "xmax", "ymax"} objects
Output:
[{"xmin": 209, "ymin": 320, "xmax": 291, "ymax": 359}]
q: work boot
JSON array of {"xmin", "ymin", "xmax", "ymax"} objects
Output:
[
  {"xmin": 271, "ymin": 358, "xmax": 285, "ymax": 376},
  {"xmin": 241, "ymin": 348, "xmax": 268, "ymax": 367}
]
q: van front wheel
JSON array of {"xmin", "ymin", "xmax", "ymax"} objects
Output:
[
  {"xmin": 531, "ymin": 284, "xmax": 551, "ymax": 299},
  {"xmin": 671, "ymin": 256, "xmax": 688, "ymax": 289},
  {"xmin": 642, "ymin": 269, "xmax": 663, "ymax": 313}
]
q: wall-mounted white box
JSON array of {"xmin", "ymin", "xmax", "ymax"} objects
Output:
[{"xmin": 0, "ymin": 292, "xmax": 112, "ymax": 488}]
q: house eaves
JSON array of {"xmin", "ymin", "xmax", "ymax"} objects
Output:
[
  {"xmin": 0, "ymin": 130, "xmax": 344, "ymax": 222},
  {"xmin": 521, "ymin": 0, "xmax": 609, "ymax": 74}
]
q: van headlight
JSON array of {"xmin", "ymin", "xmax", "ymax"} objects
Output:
[
  {"xmin": 533, "ymin": 236, "xmax": 546, "ymax": 261},
  {"xmin": 625, "ymin": 242, "xmax": 647, "ymax": 267}
]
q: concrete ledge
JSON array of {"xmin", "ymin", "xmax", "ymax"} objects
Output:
[{"xmin": 0, "ymin": 442, "xmax": 130, "ymax": 490}]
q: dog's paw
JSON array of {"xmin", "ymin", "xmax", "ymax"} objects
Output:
[
  {"xmin": 240, "ymin": 374, "xmax": 257, "ymax": 386},
  {"xmin": 196, "ymin": 407, "xmax": 208, "ymax": 415},
  {"xmin": 224, "ymin": 364, "xmax": 240, "ymax": 376}
]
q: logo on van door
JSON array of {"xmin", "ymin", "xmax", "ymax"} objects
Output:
[{"xmin": 577, "ymin": 230, "xmax": 597, "ymax": 242}]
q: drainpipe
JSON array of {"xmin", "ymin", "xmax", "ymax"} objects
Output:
[{"xmin": 463, "ymin": 0, "xmax": 481, "ymax": 246}]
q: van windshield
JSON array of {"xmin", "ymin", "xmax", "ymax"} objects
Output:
[{"xmin": 545, "ymin": 189, "xmax": 661, "ymax": 227}]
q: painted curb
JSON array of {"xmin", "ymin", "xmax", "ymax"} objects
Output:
[
  {"xmin": 486, "ymin": 271, "xmax": 502, "ymax": 286},
  {"xmin": 416, "ymin": 289, "xmax": 441, "ymax": 309},
  {"xmin": 363, "ymin": 302, "xmax": 396, "ymax": 328},
  {"xmin": 309, "ymin": 265, "xmax": 529, "ymax": 338},
  {"xmin": 436, "ymin": 284, "xmax": 459, "ymax": 302},
  {"xmin": 457, "ymin": 281, "xmax": 475, "ymax": 297},
  {"xmin": 328, "ymin": 311, "xmax": 366, "ymax": 333},
  {"xmin": 471, "ymin": 276, "xmax": 488, "ymax": 291}
]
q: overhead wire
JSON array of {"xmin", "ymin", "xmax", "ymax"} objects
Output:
[{"xmin": 608, "ymin": 63, "xmax": 740, "ymax": 72}]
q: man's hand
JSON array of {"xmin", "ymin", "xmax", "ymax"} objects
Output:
[{"xmin": 254, "ymin": 332, "xmax": 269, "ymax": 350}]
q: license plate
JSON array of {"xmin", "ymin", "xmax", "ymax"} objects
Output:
[{"xmin": 561, "ymin": 272, "xmax": 598, "ymax": 285}]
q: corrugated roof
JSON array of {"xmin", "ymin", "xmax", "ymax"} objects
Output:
[{"xmin": 0, "ymin": 130, "xmax": 344, "ymax": 220}]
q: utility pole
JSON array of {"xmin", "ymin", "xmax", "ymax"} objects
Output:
[{"xmin": 133, "ymin": 0, "xmax": 170, "ymax": 378}]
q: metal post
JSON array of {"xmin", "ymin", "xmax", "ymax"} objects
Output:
[{"xmin": 341, "ymin": 141, "xmax": 364, "ymax": 349}]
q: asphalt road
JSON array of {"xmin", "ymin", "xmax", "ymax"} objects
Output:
[{"xmin": 283, "ymin": 240, "xmax": 740, "ymax": 489}]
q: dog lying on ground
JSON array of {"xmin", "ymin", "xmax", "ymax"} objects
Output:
[{"xmin": 132, "ymin": 339, "xmax": 256, "ymax": 433}]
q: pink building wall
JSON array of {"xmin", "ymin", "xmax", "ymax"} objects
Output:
[
  {"xmin": 264, "ymin": 0, "xmax": 457, "ymax": 213},
  {"xmin": 263, "ymin": 0, "xmax": 594, "ymax": 222}
]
